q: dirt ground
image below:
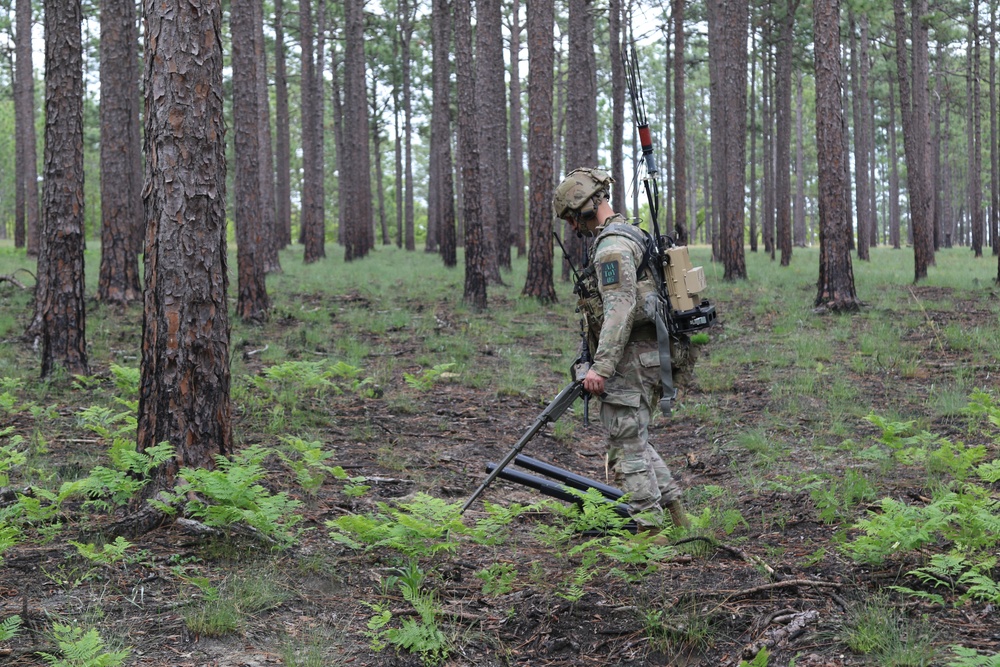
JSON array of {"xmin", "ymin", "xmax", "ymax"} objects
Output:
[{"xmin": 2, "ymin": 286, "xmax": 1000, "ymax": 666}]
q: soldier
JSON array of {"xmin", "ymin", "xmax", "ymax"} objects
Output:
[{"xmin": 553, "ymin": 167, "xmax": 691, "ymax": 530}]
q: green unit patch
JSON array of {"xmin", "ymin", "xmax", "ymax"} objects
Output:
[{"xmin": 600, "ymin": 260, "xmax": 620, "ymax": 287}]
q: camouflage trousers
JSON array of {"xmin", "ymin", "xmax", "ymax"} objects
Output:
[{"xmin": 599, "ymin": 339, "xmax": 681, "ymax": 524}]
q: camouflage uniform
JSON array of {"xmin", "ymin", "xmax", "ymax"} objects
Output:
[{"xmin": 578, "ymin": 214, "xmax": 687, "ymax": 520}]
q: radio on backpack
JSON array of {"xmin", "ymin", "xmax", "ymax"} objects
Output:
[{"xmin": 661, "ymin": 243, "xmax": 716, "ymax": 334}]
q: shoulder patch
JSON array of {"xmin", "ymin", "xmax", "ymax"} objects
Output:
[{"xmin": 600, "ymin": 258, "xmax": 621, "ymax": 287}]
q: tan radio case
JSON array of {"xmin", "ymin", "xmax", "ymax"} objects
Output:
[{"xmin": 663, "ymin": 247, "xmax": 707, "ymax": 313}]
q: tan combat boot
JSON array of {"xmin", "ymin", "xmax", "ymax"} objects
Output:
[{"xmin": 664, "ymin": 499, "xmax": 690, "ymax": 529}]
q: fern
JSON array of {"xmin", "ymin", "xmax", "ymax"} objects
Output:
[
  {"xmin": 328, "ymin": 493, "xmax": 465, "ymax": 557},
  {"xmin": 403, "ymin": 363, "xmax": 457, "ymax": 391},
  {"xmin": 948, "ymin": 646, "xmax": 1000, "ymax": 667},
  {"xmin": 160, "ymin": 446, "xmax": 303, "ymax": 546},
  {"xmin": 0, "ymin": 614, "xmax": 21, "ymax": 642},
  {"xmin": 108, "ymin": 365, "xmax": 140, "ymax": 396},
  {"xmin": 0, "ymin": 437, "xmax": 26, "ymax": 487},
  {"xmin": 37, "ymin": 624, "xmax": 130, "ymax": 667}
]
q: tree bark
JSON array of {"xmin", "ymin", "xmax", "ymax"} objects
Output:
[
  {"xmin": 849, "ymin": 13, "xmax": 872, "ymax": 261},
  {"xmin": 456, "ymin": 0, "xmax": 487, "ymax": 309},
  {"xmin": 968, "ymin": 7, "xmax": 983, "ymax": 258},
  {"xmin": 990, "ymin": 0, "xmax": 998, "ymax": 258},
  {"xmin": 508, "ymin": 0, "xmax": 526, "ymax": 258},
  {"xmin": 476, "ymin": 0, "xmax": 508, "ymax": 279},
  {"xmin": 300, "ymin": 0, "xmax": 325, "ymax": 262},
  {"xmin": 431, "ymin": 0, "xmax": 456, "ymax": 266},
  {"xmin": 794, "ymin": 69, "xmax": 807, "ymax": 246},
  {"xmin": 673, "ymin": 0, "xmax": 688, "ymax": 244},
  {"xmin": 893, "ymin": 0, "xmax": 935, "ymax": 280},
  {"xmin": 707, "ymin": 0, "xmax": 749, "ymax": 280},
  {"xmin": 342, "ymin": 0, "xmax": 373, "ymax": 260},
  {"xmin": 775, "ymin": 0, "xmax": 797, "ymax": 266},
  {"xmin": 138, "ymin": 0, "xmax": 232, "ymax": 494},
  {"xmin": 562, "ymin": 0, "xmax": 597, "ymax": 282},
  {"xmin": 888, "ymin": 77, "xmax": 901, "ymax": 249},
  {"xmin": 813, "ymin": 0, "xmax": 860, "ymax": 311},
  {"xmin": 255, "ymin": 0, "xmax": 280, "ymax": 273},
  {"xmin": 748, "ymin": 30, "xmax": 758, "ymax": 252},
  {"xmin": 401, "ymin": 0, "xmax": 416, "ymax": 252},
  {"xmin": 231, "ymin": 0, "xmax": 270, "ymax": 322},
  {"xmin": 522, "ymin": 0, "xmax": 557, "ymax": 302},
  {"xmin": 98, "ymin": 0, "xmax": 143, "ymax": 305},
  {"xmin": 15, "ymin": 0, "xmax": 39, "ymax": 254},
  {"xmin": 273, "ymin": 0, "xmax": 292, "ymax": 248},
  {"xmin": 39, "ymin": 0, "xmax": 88, "ymax": 378}
]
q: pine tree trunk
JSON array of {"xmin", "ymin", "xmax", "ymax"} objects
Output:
[
  {"xmin": 708, "ymin": 0, "xmax": 749, "ymax": 280},
  {"xmin": 990, "ymin": 0, "xmax": 998, "ymax": 258},
  {"xmin": 138, "ymin": 0, "xmax": 231, "ymax": 493},
  {"xmin": 342, "ymin": 0, "xmax": 373, "ymax": 260},
  {"xmin": 401, "ymin": 0, "xmax": 416, "ymax": 251},
  {"xmin": 794, "ymin": 69, "xmax": 807, "ymax": 246},
  {"xmin": 889, "ymin": 79, "xmax": 902, "ymax": 249},
  {"xmin": 609, "ymin": 0, "xmax": 625, "ymax": 218},
  {"xmin": 476, "ymin": 0, "xmax": 507, "ymax": 279},
  {"xmin": 968, "ymin": 8, "xmax": 983, "ymax": 258},
  {"xmin": 15, "ymin": 0, "xmax": 39, "ymax": 255},
  {"xmin": 98, "ymin": 0, "xmax": 142, "ymax": 305},
  {"xmin": 39, "ymin": 0, "xmax": 88, "ymax": 377},
  {"xmin": 849, "ymin": 13, "xmax": 871, "ymax": 261},
  {"xmin": 813, "ymin": 0, "xmax": 859, "ymax": 311},
  {"xmin": 748, "ymin": 33, "xmax": 758, "ymax": 252},
  {"xmin": 232, "ymin": 0, "xmax": 270, "ymax": 321},
  {"xmin": 672, "ymin": 0, "xmax": 688, "ymax": 244},
  {"xmin": 775, "ymin": 0, "xmax": 796, "ymax": 267},
  {"xmin": 456, "ymin": 0, "xmax": 487, "ymax": 308},
  {"xmin": 431, "ymin": 0, "xmax": 456, "ymax": 265},
  {"xmin": 893, "ymin": 0, "xmax": 935, "ymax": 280},
  {"xmin": 300, "ymin": 0, "xmax": 324, "ymax": 261},
  {"xmin": 522, "ymin": 0, "xmax": 557, "ymax": 302},
  {"xmin": 509, "ymin": 0, "xmax": 526, "ymax": 258},
  {"xmin": 273, "ymin": 0, "xmax": 292, "ymax": 248},
  {"xmin": 562, "ymin": 0, "xmax": 597, "ymax": 281},
  {"xmin": 255, "ymin": 0, "xmax": 280, "ymax": 273}
]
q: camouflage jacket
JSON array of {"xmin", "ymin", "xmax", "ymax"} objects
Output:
[{"xmin": 578, "ymin": 214, "xmax": 659, "ymax": 378}]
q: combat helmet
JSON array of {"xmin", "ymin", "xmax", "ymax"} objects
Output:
[{"xmin": 553, "ymin": 168, "xmax": 614, "ymax": 220}]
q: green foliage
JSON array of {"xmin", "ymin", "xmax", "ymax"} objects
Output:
[
  {"xmin": 0, "ymin": 430, "xmax": 27, "ymax": 486},
  {"xmin": 810, "ymin": 469, "xmax": 878, "ymax": 524},
  {"xmin": 846, "ymin": 399, "xmax": 1000, "ymax": 605},
  {"xmin": 948, "ymin": 646, "xmax": 1000, "ymax": 667},
  {"xmin": 107, "ymin": 365, "xmax": 140, "ymax": 396},
  {"xmin": 37, "ymin": 624, "xmax": 130, "ymax": 667},
  {"xmin": 328, "ymin": 493, "xmax": 465, "ymax": 557},
  {"xmin": 154, "ymin": 445, "xmax": 304, "ymax": 547},
  {"xmin": 277, "ymin": 435, "xmax": 369, "ymax": 497},
  {"xmin": 69, "ymin": 537, "xmax": 135, "ymax": 567},
  {"xmin": 76, "ymin": 443, "xmax": 175, "ymax": 512},
  {"xmin": 403, "ymin": 363, "xmax": 457, "ymax": 391},
  {"xmin": 0, "ymin": 614, "xmax": 22, "ymax": 642},
  {"xmin": 475, "ymin": 562, "xmax": 517, "ymax": 596},
  {"xmin": 739, "ymin": 647, "xmax": 769, "ymax": 667},
  {"xmin": 366, "ymin": 562, "xmax": 449, "ymax": 666}
]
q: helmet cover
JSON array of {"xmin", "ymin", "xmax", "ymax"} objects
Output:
[{"xmin": 553, "ymin": 168, "xmax": 614, "ymax": 219}]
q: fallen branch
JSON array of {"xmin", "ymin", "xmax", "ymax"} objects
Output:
[
  {"xmin": 0, "ymin": 269, "xmax": 34, "ymax": 290},
  {"xmin": 725, "ymin": 579, "xmax": 843, "ymax": 601}
]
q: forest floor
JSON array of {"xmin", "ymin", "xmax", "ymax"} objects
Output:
[{"xmin": 2, "ymin": 245, "xmax": 1000, "ymax": 667}]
